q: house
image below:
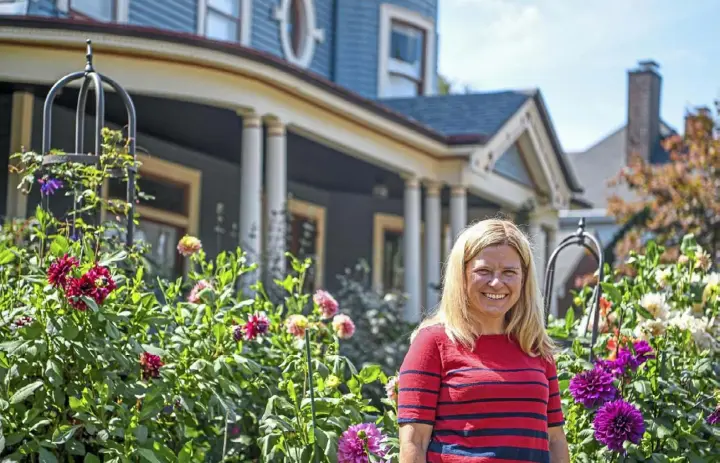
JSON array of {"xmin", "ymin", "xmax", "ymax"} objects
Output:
[
  {"xmin": 0, "ymin": 0, "xmax": 582, "ymax": 322},
  {"xmin": 551, "ymin": 60, "xmax": 677, "ymax": 315}
]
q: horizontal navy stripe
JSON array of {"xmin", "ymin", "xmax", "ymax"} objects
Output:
[
  {"xmin": 399, "ymin": 387, "xmax": 439, "ymax": 394},
  {"xmin": 442, "ymin": 380, "xmax": 549, "ymax": 389},
  {"xmin": 398, "ymin": 404, "xmax": 436, "ymax": 410},
  {"xmin": 433, "ymin": 428, "xmax": 549, "ymax": 440},
  {"xmin": 428, "ymin": 441, "xmax": 549, "ymax": 463},
  {"xmin": 400, "ymin": 369, "xmax": 441, "ymax": 378},
  {"xmin": 398, "ymin": 418, "xmax": 434, "ymax": 425},
  {"xmin": 436, "ymin": 412, "xmax": 547, "ymax": 421},
  {"xmin": 548, "ymin": 421, "xmax": 565, "ymax": 428},
  {"xmin": 549, "ymin": 392, "xmax": 560, "ymax": 398},
  {"xmin": 438, "ymin": 397, "xmax": 548, "ymax": 405},
  {"xmin": 547, "ymin": 375, "xmax": 557, "ymax": 381},
  {"xmin": 548, "ymin": 408, "xmax": 562, "ymax": 414},
  {"xmin": 446, "ymin": 367, "xmax": 545, "ymax": 377}
]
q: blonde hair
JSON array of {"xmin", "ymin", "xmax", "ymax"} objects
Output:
[{"xmin": 413, "ymin": 218, "xmax": 555, "ymax": 359}]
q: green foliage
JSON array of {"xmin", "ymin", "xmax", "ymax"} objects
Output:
[
  {"xmin": 0, "ymin": 129, "xmax": 398, "ymax": 462},
  {"xmin": 553, "ymin": 235, "xmax": 720, "ymax": 461}
]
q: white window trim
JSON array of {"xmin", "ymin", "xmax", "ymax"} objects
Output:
[
  {"xmin": 57, "ymin": 0, "xmax": 129, "ymax": 23},
  {"xmin": 377, "ymin": 3, "xmax": 436, "ymax": 98},
  {"xmin": 273, "ymin": 0, "xmax": 325, "ymax": 69},
  {"xmin": 197, "ymin": 0, "xmax": 252, "ymax": 47}
]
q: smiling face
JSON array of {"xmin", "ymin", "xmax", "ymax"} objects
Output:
[{"xmin": 465, "ymin": 244, "xmax": 524, "ymax": 329}]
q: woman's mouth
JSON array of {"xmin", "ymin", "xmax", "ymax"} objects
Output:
[{"xmin": 483, "ymin": 293, "xmax": 508, "ymax": 300}]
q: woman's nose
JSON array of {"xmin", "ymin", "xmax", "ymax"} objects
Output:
[{"xmin": 488, "ymin": 276, "xmax": 502, "ymax": 287}]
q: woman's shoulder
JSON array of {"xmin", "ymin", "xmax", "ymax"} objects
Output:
[{"xmin": 411, "ymin": 323, "xmax": 450, "ymax": 346}]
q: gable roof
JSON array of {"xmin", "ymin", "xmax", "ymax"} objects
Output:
[
  {"xmin": 379, "ymin": 90, "xmax": 583, "ymax": 193},
  {"xmin": 378, "ymin": 91, "xmax": 530, "ymax": 139}
]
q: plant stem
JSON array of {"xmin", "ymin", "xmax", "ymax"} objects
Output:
[{"xmin": 304, "ymin": 328, "xmax": 319, "ymax": 463}]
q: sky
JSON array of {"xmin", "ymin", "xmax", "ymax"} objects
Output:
[{"xmin": 437, "ymin": 0, "xmax": 720, "ymax": 153}]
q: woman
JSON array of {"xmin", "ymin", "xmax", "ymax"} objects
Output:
[{"xmin": 398, "ymin": 219, "xmax": 569, "ymax": 463}]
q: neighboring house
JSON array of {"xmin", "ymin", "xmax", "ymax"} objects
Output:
[
  {"xmin": 0, "ymin": 0, "xmax": 582, "ymax": 322},
  {"xmin": 551, "ymin": 61, "xmax": 677, "ymax": 316}
]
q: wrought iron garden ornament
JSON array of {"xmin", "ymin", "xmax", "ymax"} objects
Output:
[
  {"xmin": 543, "ymin": 218, "xmax": 605, "ymax": 363},
  {"xmin": 40, "ymin": 39, "xmax": 138, "ymax": 246}
]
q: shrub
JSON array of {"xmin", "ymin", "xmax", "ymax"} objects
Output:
[
  {"xmin": 553, "ymin": 236, "xmax": 720, "ymax": 461},
  {"xmin": 0, "ymin": 130, "xmax": 398, "ymax": 462}
]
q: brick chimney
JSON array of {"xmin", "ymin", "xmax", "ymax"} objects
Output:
[{"xmin": 626, "ymin": 60, "xmax": 662, "ymax": 163}]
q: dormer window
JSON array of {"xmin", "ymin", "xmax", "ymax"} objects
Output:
[
  {"xmin": 378, "ymin": 4, "xmax": 436, "ymax": 98},
  {"xmin": 197, "ymin": 0, "xmax": 251, "ymax": 46}
]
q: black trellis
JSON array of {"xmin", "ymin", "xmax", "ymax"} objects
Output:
[
  {"xmin": 40, "ymin": 39, "xmax": 137, "ymax": 246},
  {"xmin": 543, "ymin": 218, "xmax": 605, "ymax": 362}
]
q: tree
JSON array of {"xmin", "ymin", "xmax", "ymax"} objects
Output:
[
  {"xmin": 606, "ymin": 107, "xmax": 720, "ymax": 270},
  {"xmin": 438, "ymin": 74, "xmax": 452, "ymax": 95}
]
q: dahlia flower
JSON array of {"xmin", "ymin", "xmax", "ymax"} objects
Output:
[
  {"xmin": 140, "ymin": 352, "xmax": 164, "ymax": 380},
  {"xmin": 639, "ymin": 293, "xmax": 670, "ymax": 320},
  {"xmin": 332, "ymin": 314, "xmax": 356, "ymax": 339},
  {"xmin": 337, "ymin": 423, "xmax": 388, "ymax": 463},
  {"xmin": 47, "ymin": 254, "xmax": 79, "ymax": 288},
  {"xmin": 593, "ymin": 400, "xmax": 645, "ymax": 452},
  {"xmin": 385, "ymin": 376, "xmax": 399, "ymax": 403},
  {"xmin": 285, "ymin": 314, "xmax": 309, "ymax": 338},
  {"xmin": 314, "ymin": 289, "xmax": 339, "ymax": 319},
  {"xmin": 241, "ymin": 312, "xmax": 270, "ymax": 340},
  {"xmin": 568, "ymin": 367, "xmax": 618, "ymax": 408},
  {"xmin": 188, "ymin": 280, "xmax": 213, "ymax": 303},
  {"xmin": 65, "ymin": 264, "xmax": 116, "ymax": 311},
  {"xmin": 177, "ymin": 235, "xmax": 202, "ymax": 257}
]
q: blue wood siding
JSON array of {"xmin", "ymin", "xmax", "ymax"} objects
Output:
[
  {"xmin": 251, "ymin": 0, "xmax": 335, "ymax": 79},
  {"xmin": 493, "ymin": 144, "xmax": 534, "ymax": 187},
  {"xmin": 334, "ymin": 0, "xmax": 437, "ymax": 98},
  {"xmin": 27, "ymin": 0, "xmax": 66, "ymax": 16},
  {"xmin": 129, "ymin": 0, "xmax": 197, "ymax": 34}
]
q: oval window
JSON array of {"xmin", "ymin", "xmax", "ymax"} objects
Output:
[
  {"xmin": 277, "ymin": 0, "xmax": 320, "ymax": 68},
  {"xmin": 288, "ymin": 0, "xmax": 305, "ymax": 56}
]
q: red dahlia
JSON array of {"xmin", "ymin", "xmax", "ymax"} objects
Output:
[
  {"xmin": 140, "ymin": 352, "xmax": 164, "ymax": 380},
  {"xmin": 47, "ymin": 254, "xmax": 79, "ymax": 288}
]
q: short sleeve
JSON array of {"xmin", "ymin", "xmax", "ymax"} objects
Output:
[
  {"xmin": 397, "ymin": 327, "xmax": 443, "ymax": 426},
  {"xmin": 545, "ymin": 357, "xmax": 565, "ymax": 428}
]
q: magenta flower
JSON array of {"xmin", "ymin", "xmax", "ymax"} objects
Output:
[
  {"xmin": 568, "ymin": 367, "xmax": 618, "ymax": 408},
  {"xmin": 708, "ymin": 406, "xmax": 720, "ymax": 425},
  {"xmin": 632, "ymin": 340, "xmax": 655, "ymax": 365},
  {"xmin": 337, "ymin": 423, "xmax": 388, "ymax": 463},
  {"xmin": 385, "ymin": 376, "xmax": 399, "ymax": 404},
  {"xmin": 314, "ymin": 290, "xmax": 339, "ymax": 319},
  {"xmin": 241, "ymin": 312, "xmax": 270, "ymax": 341},
  {"xmin": 595, "ymin": 358, "xmax": 626, "ymax": 378},
  {"xmin": 65, "ymin": 264, "xmax": 116, "ymax": 311},
  {"xmin": 332, "ymin": 314, "xmax": 356, "ymax": 339},
  {"xmin": 47, "ymin": 254, "xmax": 79, "ymax": 288},
  {"xmin": 188, "ymin": 280, "xmax": 213, "ymax": 303},
  {"xmin": 140, "ymin": 352, "xmax": 163, "ymax": 380},
  {"xmin": 593, "ymin": 400, "xmax": 645, "ymax": 452},
  {"xmin": 9, "ymin": 316, "xmax": 33, "ymax": 331}
]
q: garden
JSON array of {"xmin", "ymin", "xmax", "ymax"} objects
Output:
[{"xmin": 0, "ymin": 124, "xmax": 718, "ymax": 462}]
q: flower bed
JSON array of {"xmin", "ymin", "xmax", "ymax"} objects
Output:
[{"xmin": 553, "ymin": 237, "xmax": 720, "ymax": 461}]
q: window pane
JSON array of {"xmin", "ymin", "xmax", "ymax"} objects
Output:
[
  {"xmin": 135, "ymin": 220, "xmax": 181, "ymax": 280},
  {"xmin": 388, "ymin": 74, "xmax": 419, "ymax": 98},
  {"xmin": 206, "ymin": 10, "xmax": 239, "ymax": 41},
  {"xmin": 288, "ymin": 213, "xmax": 318, "ymax": 292},
  {"xmin": 287, "ymin": 0, "xmax": 305, "ymax": 55},
  {"xmin": 208, "ymin": 0, "xmax": 240, "ymax": 17},
  {"xmin": 108, "ymin": 177, "xmax": 187, "ymax": 215},
  {"xmin": 383, "ymin": 230, "xmax": 404, "ymax": 291},
  {"xmin": 390, "ymin": 22, "xmax": 424, "ymax": 75},
  {"xmin": 71, "ymin": 0, "xmax": 113, "ymax": 20}
]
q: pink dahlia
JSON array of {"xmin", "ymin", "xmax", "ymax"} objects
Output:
[
  {"xmin": 140, "ymin": 352, "xmax": 163, "ymax": 380},
  {"xmin": 285, "ymin": 314, "xmax": 309, "ymax": 338},
  {"xmin": 47, "ymin": 254, "xmax": 79, "ymax": 288},
  {"xmin": 385, "ymin": 376, "xmax": 399, "ymax": 403},
  {"xmin": 314, "ymin": 290, "xmax": 339, "ymax": 319},
  {"xmin": 241, "ymin": 312, "xmax": 270, "ymax": 341},
  {"xmin": 177, "ymin": 235, "xmax": 202, "ymax": 257},
  {"xmin": 188, "ymin": 280, "xmax": 213, "ymax": 303},
  {"xmin": 337, "ymin": 423, "xmax": 388, "ymax": 463},
  {"xmin": 332, "ymin": 314, "xmax": 356, "ymax": 339}
]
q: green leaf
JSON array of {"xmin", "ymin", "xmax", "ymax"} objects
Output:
[
  {"xmin": 564, "ymin": 306, "xmax": 575, "ymax": 332},
  {"xmin": 84, "ymin": 454, "xmax": 101, "ymax": 463},
  {"xmin": 10, "ymin": 380, "xmax": 43, "ymax": 404},
  {"xmin": 134, "ymin": 425, "xmax": 148, "ymax": 444},
  {"xmin": 52, "ymin": 425, "xmax": 81, "ymax": 445},
  {"xmin": 50, "ymin": 236, "xmax": 69, "ymax": 256},
  {"xmin": 141, "ymin": 344, "xmax": 168, "ymax": 357},
  {"xmin": 0, "ymin": 249, "xmax": 16, "ymax": 265},
  {"xmin": 137, "ymin": 448, "xmax": 162, "ymax": 463},
  {"xmin": 99, "ymin": 250, "xmax": 127, "ymax": 267},
  {"xmin": 61, "ymin": 320, "xmax": 80, "ymax": 341},
  {"xmin": 600, "ymin": 282, "xmax": 621, "ymax": 303},
  {"xmin": 358, "ymin": 364, "xmax": 382, "ymax": 384},
  {"xmin": 38, "ymin": 447, "xmax": 58, "ymax": 463},
  {"xmin": 633, "ymin": 380, "xmax": 652, "ymax": 395},
  {"xmin": 314, "ymin": 428, "xmax": 338, "ymax": 463},
  {"xmin": 177, "ymin": 441, "xmax": 193, "ymax": 463}
]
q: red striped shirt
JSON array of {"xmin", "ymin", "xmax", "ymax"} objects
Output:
[{"xmin": 398, "ymin": 325, "xmax": 564, "ymax": 463}]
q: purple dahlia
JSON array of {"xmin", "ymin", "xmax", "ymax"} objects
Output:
[
  {"xmin": 593, "ymin": 400, "xmax": 645, "ymax": 452},
  {"xmin": 337, "ymin": 423, "xmax": 388, "ymax": 463},
  {"xmin": 569, "ymin": 367, "xmax": 618, "ymax": 408},
  {"xmin": 708, "ymin": 406, "xmax": 720, "ymax": 425}
]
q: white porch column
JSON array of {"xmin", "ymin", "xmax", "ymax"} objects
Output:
[
  {"xmin": 403, "ymin": 176, "xmax": 422, "ymax": 323},
  {"xmin": 265, "ymin": 117, "xmax": 287, "ymax": 280},
  {"xmin": 424, "ymin": 181, "xmax": 442, "ymax": 310},
  {"xmin": 545, "ymin": 225, "xmax": 559, "ymax": 317},
  {"xmin": 450, "ymin": 186, "xmax": 467, "ymax": 241},
  {"xmin": 239, "ymin": 111, "xmax": 263, "ymax": 279},
  {"xmin": 528, "ymin": 219, "xmax": 547, "ymax": 293},
  {"xmin": 5, "ymin": 91, "xmax": 33, "ymax": 220}
]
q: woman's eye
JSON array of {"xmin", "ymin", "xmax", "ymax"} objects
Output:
[{"xmin": 504, "ymin": 270, "xmax": 517, "ymax": 275}]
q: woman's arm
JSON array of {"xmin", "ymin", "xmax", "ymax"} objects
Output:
[
  {"xmin": 399, "ymin": 423, "xmax": 433, "ymax": 463},
  {"xmin": 548, "ymin": 427, "xmax": 570, "ymax": 463}
]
